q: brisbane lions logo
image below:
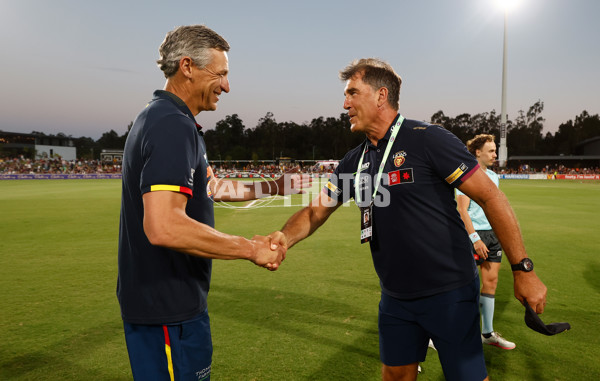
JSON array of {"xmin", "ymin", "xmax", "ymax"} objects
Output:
[{"xmin": 393, "ymin": 151, "xmax": 406, "ymax": 167}]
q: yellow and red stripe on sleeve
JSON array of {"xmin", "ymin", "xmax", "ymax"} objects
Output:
[{"xmin": 150, "ymin": 184, "xmax": 193, "ymax": 197}]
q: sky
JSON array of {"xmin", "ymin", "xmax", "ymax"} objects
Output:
[{"xmin": 1, "ymin": 0, "xmax": 598, "ymax": 140}]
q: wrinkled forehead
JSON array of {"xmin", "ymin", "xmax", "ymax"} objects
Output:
[{"xmin": 344, "ymin": 72, "xmax": 368, "ymax": 94}]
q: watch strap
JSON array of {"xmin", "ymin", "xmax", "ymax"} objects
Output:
[{"xmin": 511, "ymin": 258, "xmax": 533, "ymax": 271}]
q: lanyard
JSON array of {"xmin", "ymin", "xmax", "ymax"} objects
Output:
[{"xmin": 355, "ymin": 115, "xmax": 404, "ymax": 205}]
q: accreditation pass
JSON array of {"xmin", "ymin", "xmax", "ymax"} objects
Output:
[{"xmin": 360, "ymin": 204, "xmax": 373, "ymax": 243}]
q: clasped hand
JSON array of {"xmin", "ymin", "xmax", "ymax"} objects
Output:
[{"xmin": 249, "ymin": 234, "xmax": 287, "ymax": 271}]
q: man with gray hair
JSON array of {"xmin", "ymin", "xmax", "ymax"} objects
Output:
[{"xmin": 117, "ymin": 25, "xmax": 304, "ymax": 380}]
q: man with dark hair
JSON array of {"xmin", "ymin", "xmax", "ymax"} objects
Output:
[
  {"xmin": 270, "ymin": 58, "xmax": 547, "ymax": 381},
  {"xmin": 118, "ymin": 25, "xmax": 305, "ymax": 380},
  {"xmin": 457, "ymin": 134, "xmax": 516, "ymax": 350}
]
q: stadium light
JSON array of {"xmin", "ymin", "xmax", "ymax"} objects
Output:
[
  {"xmin": 495, "ymin": 0, "xmax": 520, "ymax": 11},
  {"xmin": 496, "ymin": 0, "xmax": 520, "ymax": 168}
]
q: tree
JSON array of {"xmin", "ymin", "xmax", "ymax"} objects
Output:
[
  {"xmin": 247, "ymin": 112, "xmax": 281, "ymax": 160},
  {"xmin": 553, "ymin": 111, "xmax": 600, "ymax": 155},
  {"xmin": 96, "ymin": 130, "xmax": 124, "ymax": 151},
  {"xmin": 432, "ymin": 111, "xmax": 501, "ymax": 144},
  {"xmin": 279, "ymin": 121, "xmax": 310, "ymax": 158},
  {"xmin": 507, "ymin": 101, "xmax": 545, "ymax": 156},
  {"xmin": 85, "ymin": 102, "xmax": 600, "ymax": 162},
  {"xmin": 471, "ymin": 111, "xmax": 501, "ymax": 137},
  {"xmin": 210, "ymin": 114, "xmax": 247, "ymax": 160},
  {"xmin": 74, "ymin": 136, "xmax": 96, "ymax": 159}
]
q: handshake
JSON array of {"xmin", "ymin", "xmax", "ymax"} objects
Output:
[{"xmin": 248, "ymin": 231, "xmax": 288, "ymax": 271}]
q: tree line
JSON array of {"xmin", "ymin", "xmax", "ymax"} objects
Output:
[{"xmin": 51, "ymin": 101, "xmax": 600, "ymax": 161}]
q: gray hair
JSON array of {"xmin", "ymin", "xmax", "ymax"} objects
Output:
[
  {"xmin": 157, "ymin": 25, "xmax": 230, "ymax": 78},
  {"xmin": 339, "ymin": 58, "xmax": 402, "ymax": 110}
]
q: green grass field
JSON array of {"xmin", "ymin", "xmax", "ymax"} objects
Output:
[{"xmin": 0, "ymin": 179, "xmax": 598, "ymax": 380}]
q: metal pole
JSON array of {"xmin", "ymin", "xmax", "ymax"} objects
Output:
[{"xmin": 499, "ymin": 8, "xmax": 508, "ymax": 168}]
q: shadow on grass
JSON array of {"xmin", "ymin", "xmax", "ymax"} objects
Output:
[
  {"xmin": 0, "ymin": 320, "xmax": 129, "ymax": 381},
  {"xmin": 583, "ymin": 260, "xmax": 600, "ymax": 294}
]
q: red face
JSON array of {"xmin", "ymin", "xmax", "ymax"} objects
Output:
[{"xmin": 343, "ymin": 73, "xmax": 380, "ymax": 134}]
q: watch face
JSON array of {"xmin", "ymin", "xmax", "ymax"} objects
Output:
[{"xmin": 523, "ymin": 258, "xmax": 534, "ymax": 271}]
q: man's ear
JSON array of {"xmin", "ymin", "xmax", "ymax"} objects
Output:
[
  {"xmin": 377, "ymin": 87, "xmax": 389, "ymax": 107},
  {"xmin": 179, "ymin": 57, "xmax": 194, "ymax": 79}
]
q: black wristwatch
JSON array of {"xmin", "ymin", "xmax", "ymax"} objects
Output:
[{"xmin": 511, "ymin": 258, "xmax": 534, "ymax": 272}]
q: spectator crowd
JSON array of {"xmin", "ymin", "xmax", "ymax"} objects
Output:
[
  {"xmin": 0, "ymin": 156, "xmax": 121, "ymax": 175},
  {"xmin": 498, "ymin": 164, "xmax": 599, "ymax": 175},
  {"xmin": 1, "ymin": 156, "xmax": 598, "ymax": 177},
  {"xmin": 211, "ymin": 161, "xmax": 338, "ymax": 177}
]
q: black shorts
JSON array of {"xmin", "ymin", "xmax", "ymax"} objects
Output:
[{"xmin": 473, "ymin": 230, "xmax": 502, "ymax": 265}]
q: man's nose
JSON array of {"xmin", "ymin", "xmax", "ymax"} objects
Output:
[
  {"xmin": 221, "ymin": 76, "xmax": 230, "ymax": 93},
  {"xmin": 343, "ymin": 98, "xmax": 350, "ymax": 110}
]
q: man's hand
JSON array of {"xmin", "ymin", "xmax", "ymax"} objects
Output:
[
  {"xmin": 473, "ymin": 240, "xmax": 489, "ymax": 259},
  {"xmin": 249, "ymin": 235, "xmax": 286, "ymax": 271},
  {"xmin": 267, "ymin": 231, "xmax": 288, "ymax": 251},
  {"xmin": 274, "ymin": 167, "xmax": 312, "ymax": 196},
  {"xmin": 264, "ymin": 231, "xmax": 288, "ymax": 271},
  {"xmin": 513, "ymin": 271, "xmax": 547, "ymax": 314}
]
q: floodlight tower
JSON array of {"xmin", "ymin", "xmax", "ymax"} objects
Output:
[
  {"xmin": 497, "ymin": 0, "xmax": 518, "ymax": 168},
  {"xmin": 499, "ymin": 6, "xmax": 508, "ymax": 168}
]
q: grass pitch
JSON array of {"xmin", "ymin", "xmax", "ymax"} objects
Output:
[{"xmin": 0, "ymin": 179, "xmax": 598, "ymax": 380}]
